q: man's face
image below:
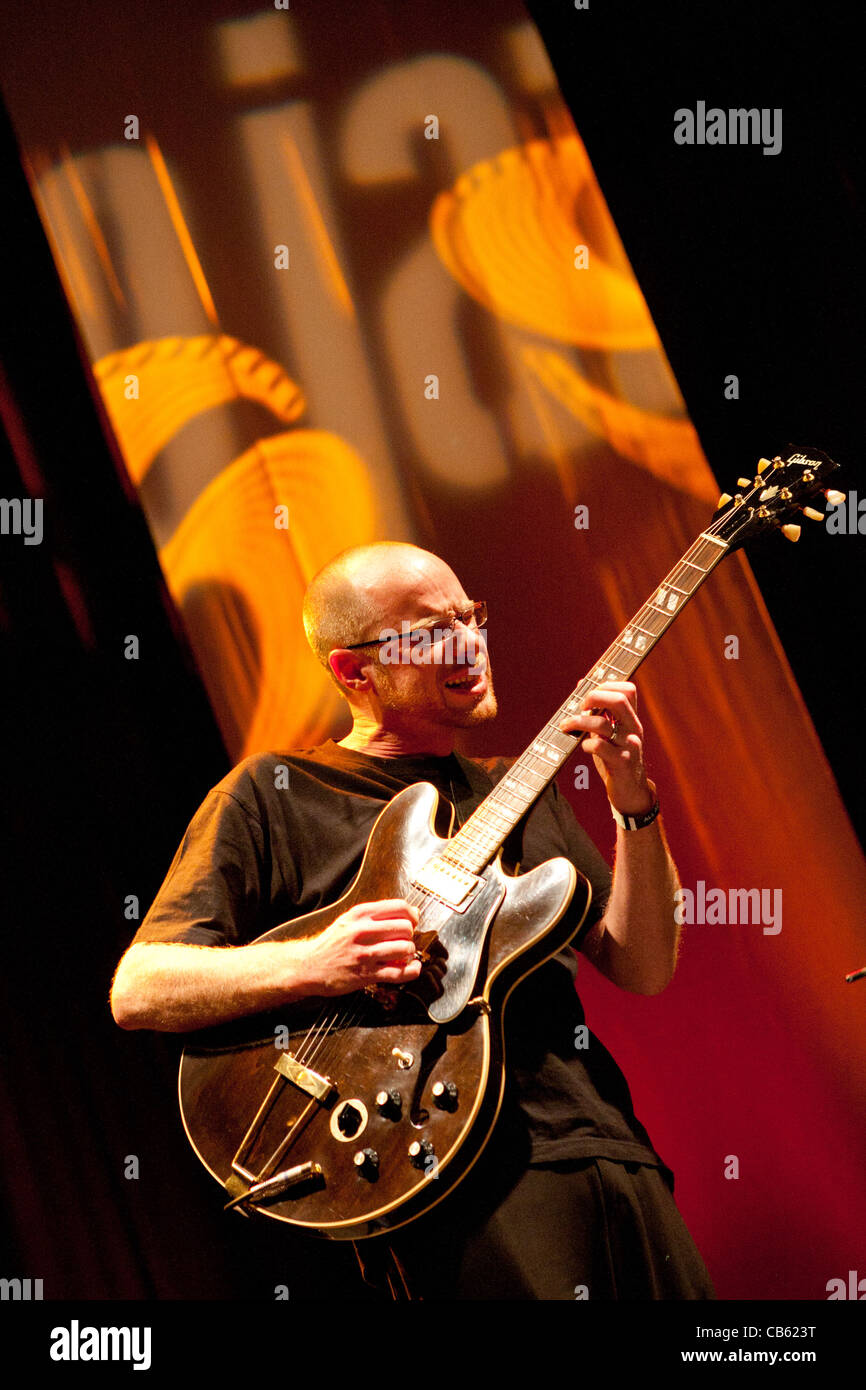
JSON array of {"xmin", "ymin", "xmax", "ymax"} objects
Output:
[{"xmin": 352, "ymin": 552, "xmax": 498, "ymax": 731}]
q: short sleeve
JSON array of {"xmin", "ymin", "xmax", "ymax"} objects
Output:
[{"xmin": 131, "ymin": 789, "xmax": 265, "ymax": 947}]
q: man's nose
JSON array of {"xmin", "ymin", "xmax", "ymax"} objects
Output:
[{"xmin": 447, "ymin": 620, "xmax": 487, "ymax": 665}]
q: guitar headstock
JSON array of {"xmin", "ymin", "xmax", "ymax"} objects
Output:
[{"xmin": 710, "ymin": 446, "xmax": 842, "ymax": 551}]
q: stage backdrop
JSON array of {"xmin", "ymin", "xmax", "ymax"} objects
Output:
[{"xmin": 3, "ymin": 0, "xmax": 865, "ymax": 1299}]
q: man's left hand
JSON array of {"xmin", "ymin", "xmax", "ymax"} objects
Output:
[{"xmin": 558, "ymin": 681, "xmax": 655, "ymax": 817}]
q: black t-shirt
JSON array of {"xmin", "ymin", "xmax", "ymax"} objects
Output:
[{"xmin": 134, "ymin": 740, "xmax": 667, "ymax": 1171}]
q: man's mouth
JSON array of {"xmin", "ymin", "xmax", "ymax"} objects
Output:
[{"xmin": 444, "ymin": 667, "xmax": 487, "ymax": 694}]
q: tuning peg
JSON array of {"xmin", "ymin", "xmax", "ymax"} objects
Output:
[
  {"xmin": 825, "ymin": 489, "xmax": 845, "ymax": 506},
  {"xmin": 717, "ymin": 492, "xmax": 732, "ymax": 508},
  {"xmin": 781, "ymin": 524, "xmax": 801, "ymax": 542},
  {"xmin": 737, "ymin": 477, "xmax": 751, "ymax": 488},
  {"xmin": 757, "ymin": 457, "xmax": 772, "ymax": 473},
  {"xmin": 802, "ymin": 506, "xmax": 824, "ymax": 522}
]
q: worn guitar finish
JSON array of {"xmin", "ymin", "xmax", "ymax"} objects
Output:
[
  {"xmin": 180, "ymin": 782, "xmax": 584, "ymax": 1238},
  {"xmin": 178, "ymin": 446, "xmax": 840, "ymax": 1239}
]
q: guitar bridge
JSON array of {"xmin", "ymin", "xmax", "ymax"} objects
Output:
[{"xmin": 274, "ymin": 1051, "xmax": 334, "ymax": 1102}]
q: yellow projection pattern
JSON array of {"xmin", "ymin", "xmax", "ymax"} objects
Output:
[
  {"xmin": 431, "ymin": 134, "xmax": 659, "ymax": 350},
  {"xmin": 94, "ymin": 334, "xmax": 378, "ymax": 757},
  {"xmin": 160, "ymin": 430, "xmax": 377, "ymax": 756},
  {"xmin": 432, "ymin": 133, "xmax": 712, "ymax": 500},
  {"xmin": 522, "ymin": 345, "xmax": 716, "ymax": 503},
  {"xmin": 94, "ymin": 335, "xmax": 306, "ymax": 486}
]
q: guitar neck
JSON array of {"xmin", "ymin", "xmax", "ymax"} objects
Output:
[{"xmin": 445, "ymin": 529, "xmax": 731, "ymax": 873}]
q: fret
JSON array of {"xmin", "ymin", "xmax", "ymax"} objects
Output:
[
  {"xmin": 455, "ymin": 831, "xmax": 497, "ymax": 857},
  {"xmin": 490, "ymin": 782, "xmax": 528, "ymax": 807},
  {"xmin": 652, "ymin": 586, "xmax": 685, "ymax": 614},
  {"xmin": 512, "ymin": 760, "xmax": 551, "ymax": 784},
  {"xmin": 476, "ymin": 806, "xmax": 513, "ymax": 832},
  {"xmin": 527, "ymin": 742, "xmax": 564, "ymax": 768},
  {"xmin": 496, "ymin": 776, "xmax": 536, "ymax": 806}
]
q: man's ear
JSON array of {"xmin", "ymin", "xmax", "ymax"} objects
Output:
[{"xmin": 328, "ymin": 648, "xmax": 372, "ymax": 692}]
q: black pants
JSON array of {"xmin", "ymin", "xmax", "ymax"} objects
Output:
[{"xmin": 363, "ymin": 1156, "xmax": 716, "ymax": 1301}]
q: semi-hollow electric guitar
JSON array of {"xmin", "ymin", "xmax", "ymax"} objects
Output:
[{"xmin": 179, "ymin": 446, "xmax": 840, "ymax": 1239}]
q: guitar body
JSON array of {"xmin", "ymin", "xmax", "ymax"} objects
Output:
[{"xmin": 179, "ymin": 781, "xmax": 589, "ymax": 1239}]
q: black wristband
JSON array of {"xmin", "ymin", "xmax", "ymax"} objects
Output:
[{"xmin": 610, "ymin": 797, "xmax": 660, "ymax": 831}]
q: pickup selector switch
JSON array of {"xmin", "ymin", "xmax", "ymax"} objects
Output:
[{"xmin": 432, "ymin": 1080, "xmax": 458, "ymax": 1110}]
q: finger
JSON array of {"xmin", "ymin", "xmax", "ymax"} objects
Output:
[
  {"xmin": 352, "ymin": 922, "xmax": 419, "ymax": 944},
  {"xmin": 560, "ymin": 708, "xmax": 633, "ymax": 740},
  {"xmin": 583, "ymin": 732, "xmax": 635, "ymax": 759},
  {"xmin": 581, "ymin": 680, "xmax": 638, "ymax": 706},
  {"xmin": 374, "ymin": 958, "xmax": 424, "ymax": 983},
  {"xmin": 562, "ymin": 698, "xmax": 643, "ymax": 743},
  {"xmin": 580, "ymin": 688, "xmax": 640, "ymax": 724},
  {"xmin": 365, "ymin": 939, "xmax": 419, "ymax": 964},
  {"xmin": 347, "ymin": 899, "xmax": 420, "ymax": 922}
]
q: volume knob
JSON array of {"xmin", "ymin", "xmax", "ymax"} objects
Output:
[
  {"xmin": 432, "ymin": 1080, "xmax": 458, "ymax": 1110},
  {"xmin": 376, "ymin": 1088, "xmax": 402, "ymax": 1117},
  {"xmin": 353, "ymin": 1147, "xmax": 379, "ymax": 1179},
  {"xmin": 408, "ymin": 1139, "xmax": 435, "ymax": 1169}
]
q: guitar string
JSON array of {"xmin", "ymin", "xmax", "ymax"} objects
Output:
[
  {"xmin": 291, "ymin": 894, "xmax": 426, "ymax": 1076},
  {"xmin": 294, "ymin": 787, "xmax": 467, "ymax": 1074}
]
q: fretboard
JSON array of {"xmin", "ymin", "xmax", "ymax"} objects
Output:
[{"xmin": 443, "ymin": 531, "xmax": 729, "ymax": 873}]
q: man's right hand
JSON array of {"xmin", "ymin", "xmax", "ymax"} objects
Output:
[
  {"xmin": 295, "ymin": 899, "xmax": 422, "ymax": 996},
  {"xmin": 111, "ymin": 899, "xmax": 423, "ymax": 1032}
]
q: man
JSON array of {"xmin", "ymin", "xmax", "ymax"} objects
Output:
[{"xmin": 111, "ymin": 541, "xmax": 714, "ymax": 1300}]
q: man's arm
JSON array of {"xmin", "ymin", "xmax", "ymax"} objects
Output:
[
  {"xmin": 578, "ymin": 812, "xmax": 680, "ymax": 995},
  {"xmin": 560, "ymin": 680, "xmax": 680, "ymax": 995},
  {"xmin": 110, "ymin": 900, "xmax": 422, "ymax": 1032}
]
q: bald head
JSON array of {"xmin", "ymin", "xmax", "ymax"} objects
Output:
[{"xmin": 302, "ymin": 542, "xmax": 457, "ymax": 676}]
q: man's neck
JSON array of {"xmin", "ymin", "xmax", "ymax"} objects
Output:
[{"xmin": 337, "ymin": 714, "xmax": 455, "ymax": 759}]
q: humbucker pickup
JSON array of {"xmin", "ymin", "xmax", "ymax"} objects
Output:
[{"xmin": 411, "ymin": 856, "xmax": 483, "ymax": 910}]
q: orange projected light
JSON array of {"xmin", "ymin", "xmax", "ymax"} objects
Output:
[
  {"xmin": 94, "ymin": 335, "xmax": 306, "ymax": 486},
  {"xmin": 160, "ymin": 429, "xmax": 378, "ymax": 758},
  {"xmin": 146, "ymin": 133, "xmax": 219, "ymax": 328},
  {"xmin": 431, "ymin": 134, "xmax": 659, "ymax": 350},
  {"xmin": 280, "ymin": 133, "xmax": 355, "ymax": 317},
  {"xmin": 522, "ymin": 345, "xmax": 717, "ymax": 502}
]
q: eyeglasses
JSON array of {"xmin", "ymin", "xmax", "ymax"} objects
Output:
[{"xmin": 343, "ymin": 601, "xmax": 487, "ymax": 650}]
